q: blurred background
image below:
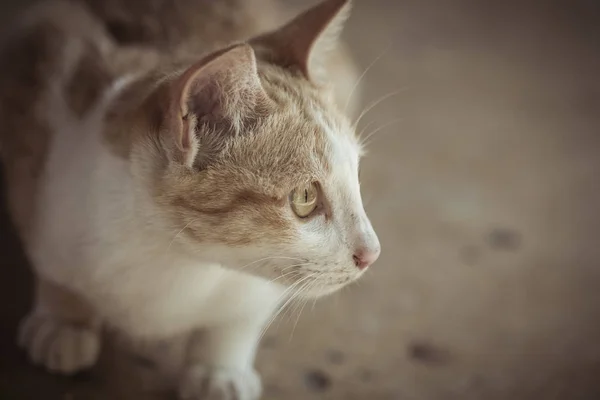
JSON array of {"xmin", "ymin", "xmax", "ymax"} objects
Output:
[{"xmin": 1, "ymin": 0, "xmax": 600, "ymax": 399}]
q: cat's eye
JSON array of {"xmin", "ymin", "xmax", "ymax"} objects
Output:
[{"xmin": 290, "ymin": 183, "xmax": 319, "ymax": 218}]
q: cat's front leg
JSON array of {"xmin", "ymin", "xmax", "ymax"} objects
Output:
[
  {"xmin": 18, "ymin": 277, "xmax": 101, "ymax": 375},
  {"xmin": 178, "ymin": 320, "xmax": 265, "ymax": 400}
]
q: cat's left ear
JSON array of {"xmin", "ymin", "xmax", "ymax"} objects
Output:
[
  {"xmin": 164, "ymin": 44, "xmax": 270, "ymax": 167},
  {"xmin": 251, "ymin": 0, "xmax": 351, "ymax": 83}
]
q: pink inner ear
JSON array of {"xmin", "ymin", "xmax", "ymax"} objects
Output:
[
  {"xmin": 165, "ymin": 44, "xmax": 270, "ymax": 165},
  {"xmin": 176, "ymin": 44, "xmax": 264, "ymax": 120}
]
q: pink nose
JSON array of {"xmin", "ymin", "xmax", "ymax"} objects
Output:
[{"xmin": 353, "ymin": 247, "xmax": 381, "ymax": 270}]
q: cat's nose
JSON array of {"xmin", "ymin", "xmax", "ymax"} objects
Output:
[{"xmin": 353, "ymin": 246, "xmax": 381, "ymax": 270}]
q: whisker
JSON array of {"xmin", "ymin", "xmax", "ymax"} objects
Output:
[
  {"xmin": 167, "ymin": 218, "xmax": 200, "ymax": 252},
  {"xmin": 267, "ymin": 270, "xmax": 303, "ymax": 285},
  {"xmin": 237, "ymin": 256, "xmax": 305, "ymax": 271},
  {"xmin": 353, "ymin": 88, "xmax": 407, "ymax": 130},
  {"xmin": 279, "ymin": 262, "xmax": 313, "ymax": 273},
  {"xmin": 357, "ymin": 120, "xmax": 378, "ymax": 141},
  {"xmin": 360, "ymin": 118, "xmax": 404, "ymax": 148},
  {"xmin": 311, "ymin": 294, "xmax": 318, "ymax": 312},
  {"xmin": 289, "ymin": 280, "xmax": 318, "ymax": 341},
  {"xmin": 343, "ymin": 41, "xmax": 392, "ymax": 114},
  {"xmin": 284, "ymin": 278, "xmax": 314, "ymax": 322},
  {"xmin": 258, "ymin": 274, "xmax": 315, "ymax": 342},
  {"xmin": 279, "ymin": 278, "xmax": 314, "ymax": 337},
  {"xmin": 259, "ymin": 285, "xmax": 299, "ymax": 341},
  {"xmin": 282, "ymin": 274, "xmax": 318, "ymax": 312},
  {"xmin": 264, "ymin": 273, "xmax": 320, "ymax": 337}
]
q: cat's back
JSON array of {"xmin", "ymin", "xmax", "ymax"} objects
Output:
[
  {"xmin": 0, "ymin": 1, "xmax": 120, "ymax": 238},
  {"xmin": 79, "ymin": 0, "xmax": 286, "ymax": 52},
  {"xmin": 77, "ymin": 0, "xmax": 362, "ymax": 116}
]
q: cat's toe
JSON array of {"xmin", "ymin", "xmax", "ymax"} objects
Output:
[
  {"xmin": 178, "ymin": 366, "xmax": 262, "ymax": 400},
  {"xmin": 18, "ymin": 313, "xmax": 100, "ymax": 375}
]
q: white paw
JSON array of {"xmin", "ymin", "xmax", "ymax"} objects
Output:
[
  {"xmin": 178, "ymin": 366, "xmax": 262, "ymax": 400},
  {"xmin": 18, "ymin": 313, "xmax": 100, "ymax": 375}
]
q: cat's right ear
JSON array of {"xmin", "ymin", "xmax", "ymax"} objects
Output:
[
  {"xmin": 251, "ymin": 0, "xmax": 351, "ymax": 84},
  {"xmin": 162, "ymin": 44, "xmax": 271, "ymax": 167}
]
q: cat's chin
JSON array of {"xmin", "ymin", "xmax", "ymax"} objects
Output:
[{"xmin": 294, "ymin": 281, "xmax": 353, "ymax": 299}]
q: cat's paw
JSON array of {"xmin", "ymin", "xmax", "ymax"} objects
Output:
[
  {"xmin": 178, "ymin": 366, "xmax": 262, "ymax": 400},
  {"xmin": 18, "ymin": 313, "xmax": 100, "ymax": 375}
]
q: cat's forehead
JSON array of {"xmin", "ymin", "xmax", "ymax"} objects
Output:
[
  {"xmin": 209, "ymin": 66, "xmax": 360, "ymax": 194},
  {"xmin": 313, "ymin": 107, "xmax": 360, "ymax": 169},
  {"xmin": 216, "ymin": 100, "xmax": 358, "ymax": 196},
  {"xmin": 267, "ymin": 85, "xmax": 359, "ymax": 167}
]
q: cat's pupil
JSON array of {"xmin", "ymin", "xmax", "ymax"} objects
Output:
[{"xmin": 304, "ymin": 189, "xmax": 308, "ymax": 202}]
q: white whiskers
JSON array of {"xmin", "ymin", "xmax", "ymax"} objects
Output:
[
  {"xmin": 288, "ymin": 277, "xmax": 320, "ymax": 341},
  {"xmin": 237, "ymin": 256, "xmax": 306, "ymax": 272},
  {"xmin": 360, "ymin": 118, "xmax": 404, "ymax": 148},
  {"xmin": 353, "ymin": 88, "xmax": 407, "ymax": 130},
  {"xmin": 258, "ymin": 273, "xmax": 318, "ymax": 343},
  {"xmin": 343, "ymin": 42, "xmax": 393, "ymax": 114},
  {"xmin": 166, "ymin": 218, "xmax": 200, "ymax": 253}
]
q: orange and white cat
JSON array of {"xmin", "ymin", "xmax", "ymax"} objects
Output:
[{"xmin": 0, "ymin": 0, "xmax": 380, "ymax": 399}]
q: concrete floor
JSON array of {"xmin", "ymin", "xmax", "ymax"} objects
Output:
[{"xmin": 2, "ymin": 0, "xmax": 600, "ymax": 399}]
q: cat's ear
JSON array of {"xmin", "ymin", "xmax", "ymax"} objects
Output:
[
  {"xmin": 251, "ymin": 0, "xmax": 351, "ymax": 83},
  {"xmin": 165, "ymin": 44, "xmax": 269, "ymax": 167}
]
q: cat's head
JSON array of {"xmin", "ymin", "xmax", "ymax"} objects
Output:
[{"xmin": 136, "ymin": 0, "xmax": 380, "ymax": 297}]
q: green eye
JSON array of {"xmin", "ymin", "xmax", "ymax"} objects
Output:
[{"xmin": 290, "ymin": 183, "xmax": 318, "ymax": 218}]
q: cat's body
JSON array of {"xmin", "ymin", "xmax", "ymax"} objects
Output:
[{"xmin": 0, "ymin": 1, "xmax": 379, "ymax": 399}]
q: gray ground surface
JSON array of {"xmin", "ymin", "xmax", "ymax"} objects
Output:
[{"xmin": 2, "ymin": 0, "xmax": 600, "ymax": 399}]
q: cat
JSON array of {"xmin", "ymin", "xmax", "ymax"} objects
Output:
[{"xmin": 0, "ymin": 0, "xmax": 381, "ymax": 399}]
